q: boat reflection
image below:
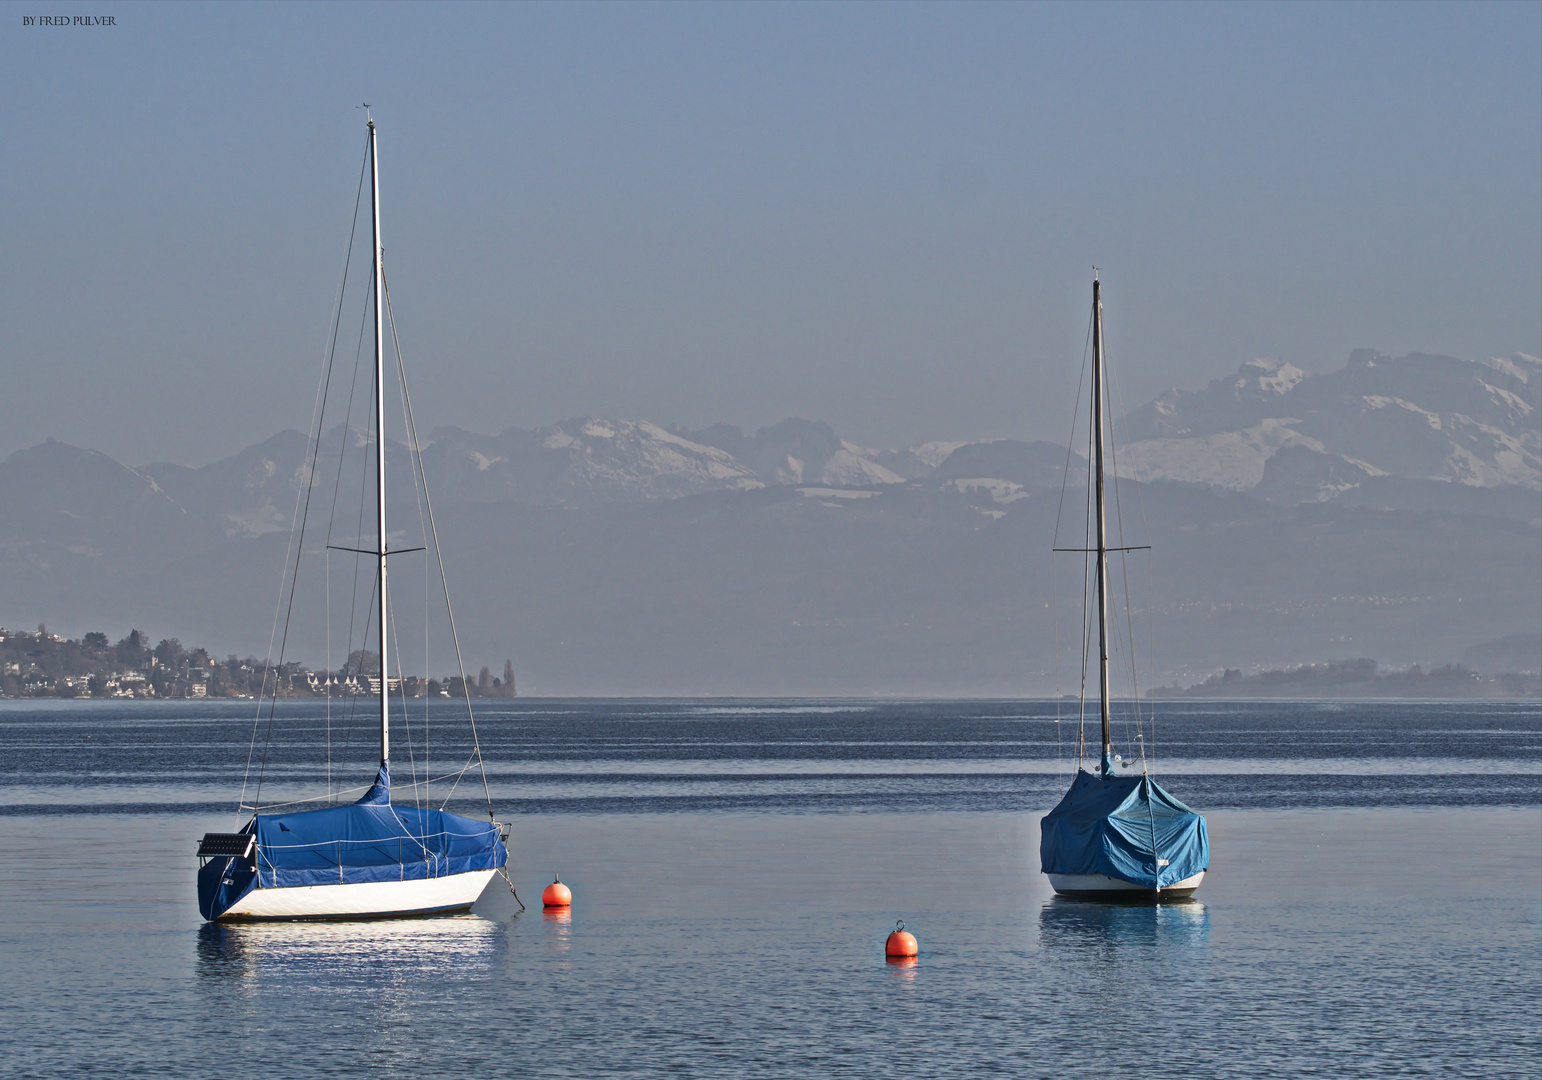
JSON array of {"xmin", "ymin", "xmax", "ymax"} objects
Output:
[
  {"xmin": 196, "ymin": 913, "xmax": 507, "ymax": 981},
  {"xmin": 1037, "ymin": 897, "xmax": 1209, "ymax": 951}
]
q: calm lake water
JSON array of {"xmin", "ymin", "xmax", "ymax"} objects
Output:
[{"xmin": 0, "ymin": 699, "xmax": 1538, "ymax": 1078}]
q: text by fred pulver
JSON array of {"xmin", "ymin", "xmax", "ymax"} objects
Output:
[{"xmin": 22, "ymin": 16, "xmax": 117, "ymax": 26}]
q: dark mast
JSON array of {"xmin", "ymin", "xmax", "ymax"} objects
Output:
[{"xmin": 1091, "ymin": 277, "xmax": 1113, "ymax": 777}]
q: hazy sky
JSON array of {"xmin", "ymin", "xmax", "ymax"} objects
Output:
[{"xmin": 3, "ymin": 1, "xmax": 1538, "ymax": 466}]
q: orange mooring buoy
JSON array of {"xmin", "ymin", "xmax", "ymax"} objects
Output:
[
  {"xmin": 542, "ymin": 873, "xmax": 572, "ymax": 908},
  {"xmin": 885, "ymin": 919, "xmax": 918, "ymax": 959}
]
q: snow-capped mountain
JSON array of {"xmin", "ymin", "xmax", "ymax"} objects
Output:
[
  {"xmin": 676, "ymin": 419, "xmax": 911, "ymax": 487},
  {"xmin": 1117, "ymin": 351, "xmax": 1541, "ymax": 498},
  {"xmin": 404, "ymin": 416, "xmax": 931, "ymax": 505},
  {"xmin": 121, "ymin": 347, "xmax": 1542, "ymax": 524},
  {"xmin": 145, "ymin": 430, "xmax": 312, "ymax": 538},
  {"xmin": 2, "ymin": 344, "xmax": 1536, "ymax": 693},
  {"xmin": 418, "ymin": 418, "xmax": 764, "ymax": 506}
]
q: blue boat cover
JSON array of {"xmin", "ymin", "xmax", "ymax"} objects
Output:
[
  {"xmin": 198, "ymin": 762, "xmax": 506, "ymax": 919},
  {"xmin": 1040, "ymin": 770, "xmax": 1208, "ymax": 889}
]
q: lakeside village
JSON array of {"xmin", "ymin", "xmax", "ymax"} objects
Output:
[{"xmin": 0, "ymin": 627, "xmax": 516, "ymax": 701}]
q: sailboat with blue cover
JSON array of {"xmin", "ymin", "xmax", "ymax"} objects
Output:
[
  {"xmin": 196, "ymin": 118, "xmax": 508, "ymax": 920},
  {"xmin": 1040, "ymin": 277, "xmax": 1209, "ymax": 901}
]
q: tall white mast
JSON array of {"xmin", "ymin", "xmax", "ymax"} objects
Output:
[
  {"xmin": 369, "ymin": 119, "xmax": 389, "ymax": 771},
  {"xmin": 1091, "ymin": 277, "xmax": 1112, "ymax": 777}
]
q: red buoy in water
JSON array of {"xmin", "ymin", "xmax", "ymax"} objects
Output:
[
  {"xmin": 542, "ymin": 873, "xmax": 572, "ymax": 908},
  {"xmin": 885, "ymin": 919, "xmax": 918, "ymax": 958}
]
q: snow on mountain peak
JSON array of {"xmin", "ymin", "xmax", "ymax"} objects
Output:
[
  {"xmin": 1361, "ymin": 396, "xmax": 1443, "ymax": 430},
  {"xmin": 93, "ymin": 343, "xmax": 1542, "ymax": 524},
  {"xmin": 1120, "ymin": 418, "xmax": 1325, "ymax": 490},
  {"xmin": 821, "ymin": 447, "xmax": 904, "ymax": 487},
  {"xmin": 907, "ymin": 441, "xmax": 968, "ymax": 469},
  {"xmin": 1481, "ymin": 353, "xmax": 1540, "ymax": 386},
  {"xmin": 1118, "ymin": 349, "xmax": 1540, "ymax": 496},
  {"xmin": 1237, "ymin": 358, "xmax": 1306, "ymax": 396}
]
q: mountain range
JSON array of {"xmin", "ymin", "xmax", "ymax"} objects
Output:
[{"xmin": 1, "ymin": 350, "xmax": 1537, "ymax": 694}]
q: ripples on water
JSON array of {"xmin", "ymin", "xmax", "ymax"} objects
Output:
[
  {"xmin": 0, "ymin": 699, "xmax": 1537, "ymax": 1077},
  {"xmin": 2, "ymin": 698, "xmax": 1537, "ymax": 815}
]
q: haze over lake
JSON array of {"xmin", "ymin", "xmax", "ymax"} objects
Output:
[{"xmin": 3, "ymin": 349, "xmax": 1536, "ymax": 692}]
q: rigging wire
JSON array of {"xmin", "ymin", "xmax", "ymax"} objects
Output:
[
  {"xmin": 321, "ymin": 149, "xmax": 375, "ymax": 806},
  {"xmin": 1052, "ymin": 298, "xmax": 1097, "ymax": 778},
  {"xmin": 1078, "ymin": 545, "xmax": 1095, "ymax": 768},
  {"xmin": 386, "ymin": 586, "xmax": 424, "ymax": 815},
  {"xmin": 326, "ymin": 240, "xmax": 379, "ymax": 790},
  {"xmin": 1103, "ymin": 332, "xmax": 1157, "ymax": 773},
  {"xmin": 243, "ymin": 129, "xmax": 370, "ymax": 819},
  {"xmin": 1062, "ymin": 279, "xmax": 1149, "ymax": 775},
  {"xmin": 1102, "ymin": 368, "xmax": 1142, "ymax": 767},
  {"xmin": 381, "ymin": 269, "xmax": 497, "ymax": 822},
  {"xmin": 325, "ymin": 548, "xmax": 331, "ymax": 803},
  {"xmin": 1078, "ymin": 312, "xmax": 1099, "ymax": 769},
  {"xmin": 339, "ymin": 572, "xmax": 378, "ymax": 782},
  {"xmin": 390, "ymin": 295, "xmax": 439, "ymax": 811},
  {"xmin": 327, "ymin": 363, "xmax": 379, "ymax": 791},
  {"xmin": 333, "ymin": 279, "xmax": 386, "ymax": 789},
  {"xmin": 243, "ymin": 763, "xmax": 496, "ymax": 812},
  {"xmin": 1145, "ymin": 546, "xmax": 1158, "ymax": 771}
]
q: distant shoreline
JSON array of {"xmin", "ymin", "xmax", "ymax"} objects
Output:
[
  {"xmin": 1149, "ymin": 657, "xmax": 1538, "ymax": 701},
  {"xmin": 1, "ymin": 692, "xmax": 1536, "ymax": 706},
  {"xmin": 0, "ymin": 626, "xmax": 516, "ymax": 701}
]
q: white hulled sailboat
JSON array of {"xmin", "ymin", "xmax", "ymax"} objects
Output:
[{"xmin": 196, "ymin": 118, "xmax": 508, "ymax": 920}]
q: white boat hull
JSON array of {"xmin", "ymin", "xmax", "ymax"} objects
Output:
[
  {"xmin": 219, "ymin": 869, "xmax": 497, "ymax": 921},
  {"xmin": 1048, "ymin": 871, "xmax": 1204, "ymax": 900}
]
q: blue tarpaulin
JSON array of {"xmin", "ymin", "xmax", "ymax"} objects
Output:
[
  {"xmin": 1039, "ymin": 770, "xmax": 1209, "ymax": 889},
  {"xmin": 198, "ymin": 763, "xmax": 506, "ymax": 919}
]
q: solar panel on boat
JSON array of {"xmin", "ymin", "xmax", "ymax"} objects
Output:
[{"xmin": 197, "ymin": 833, "xmax": 254, "ymax": 858}]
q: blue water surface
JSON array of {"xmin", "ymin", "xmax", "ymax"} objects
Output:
[{"xmin": 0, "ymin": 699, "xmax": 1536, "ymax": 1078}]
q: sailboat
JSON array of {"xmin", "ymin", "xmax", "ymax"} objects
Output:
[
  {"xmin": 195, "ymin": 118, "xmax": 509, "ymax": 921},
  {"xmin": 1040, "ymin": 276, "xmax": 1209, "ymax": 902}
]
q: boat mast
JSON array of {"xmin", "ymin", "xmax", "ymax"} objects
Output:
[
  {"xmin": 1091, "ymin": 277, "xmax": 1112, "ymax": 777},
  {"xmin": 369, "ymin": 119, "xmax": 389, "ymax": 770}
]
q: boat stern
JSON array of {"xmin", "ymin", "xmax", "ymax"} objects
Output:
[{"xmin": 197, "ymin": 831, "xmax": 258, "ymax": 921}]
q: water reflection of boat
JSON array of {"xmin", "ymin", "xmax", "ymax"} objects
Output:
[
  {"xmin": 1037, "ymin": 897, "xmax": 1210, "ymax": 951},
  {"xmin": 1041, "ymin": 276, "xmax": 1209, "ymax": 902},
  {"xmin": 196, "ymin": 913, "xmax": 507, "ymax": 979}
]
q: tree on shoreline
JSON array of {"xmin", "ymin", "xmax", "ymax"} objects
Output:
[{"xmin": 0, "ymin": 626, "xmax": 521, "ymax": 700}]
